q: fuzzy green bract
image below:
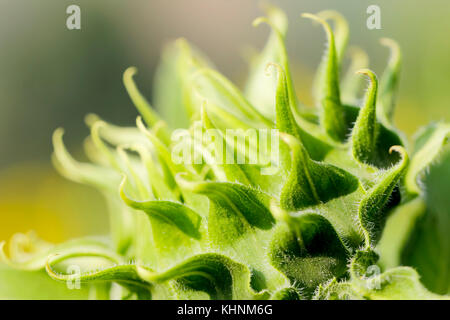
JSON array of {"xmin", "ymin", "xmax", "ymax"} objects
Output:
[{"xmin": 1, "ymin": 6, "xmax": 449, "ymax": 300}]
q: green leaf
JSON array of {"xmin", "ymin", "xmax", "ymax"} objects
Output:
[
  {"xmin": 377, "ymin": 197, "xmax": 426, "ymax": 269},
  {"xmin": 405, "ymin": 122, "xmax": 450, "ymax": 194},
  {"xmin": 303, "ymin": 13, "xmax": 347, "ymax": 142},
  {"xmin": 400, "ymin": 150, "xmax": 450, "ymax": 294},
  {"xmin": 269, "ymin": 212, "xmax": 349, "ymax": 296},
  {"xmin": 357, "ymin": 267, "xmax": 449, "ymax": 300}
]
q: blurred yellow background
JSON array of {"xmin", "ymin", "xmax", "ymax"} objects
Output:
[{"xmin": 1, "ymin": 0, "xmax": 449, "ymax": 243}]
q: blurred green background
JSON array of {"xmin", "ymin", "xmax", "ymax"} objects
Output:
[{"xmin": 1, "ymin": 0, "xmax": 449, "ymax": 243}]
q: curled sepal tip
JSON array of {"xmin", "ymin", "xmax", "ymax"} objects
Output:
[
  {"xmin": 378, "ymin": 38, "xmax": 402, "ymax": 125},
  {"xmin": 252, "ymin": 14, "xmax": 285, "ymax": 38},
  {"xmin": 316, "ymin": 10, "xmax": 349, "ymax": 64},
  {"xmin": 358, "ymin": 145, "xmax": 409, "ymax": 248},
  {"xmin": 2, "ymin": 236, "xmax": 121, "ymax": 271},
  {"xmin": 351, "ymin": 69, "xmax": 379, "ymax": 166},
  {"xmin": 90, "ymin": 120, "xmax": 121, "ymax": 170},
  {"xmin": 119, "ymin": 176, "xmax": 203, "ymax": 240},
  {"xmin": 266, "ymin": 63, "xmax": 301, "ymax": 140},
  {"xmin": 248, "ymin": 8, "xmax": 298, "ymax": 118},
  {"xmin": 257, "ymin": 3, "xmax": 288, "ymax": 36},
  {"xmin": 46, "ymin": 255, "xmax": 152, "ymax": 298},
  {"xmin": 302, "ymin": 13, "xmax": 346, "ymax": 142},
  {"xmin": 177, "ymin": 178, "xmax": 275, "ymax": 233},
  {"xmin": 137, "ymin": 116, "xmax": 185, "ymax": 178},
  {"xmin": 52, "ymin": 128, "xmax": 119, "ymax": 190},
  {"xmin": 137, "ymin": 253, "xmax": 269, "ymax": 300},
  {"xmin": 123, "ymin": 67, "xmax": 161, "ymax": 128}
]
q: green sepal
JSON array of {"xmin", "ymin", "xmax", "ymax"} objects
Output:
[
  {"xmin": 351, "ymin": 69, "xmax": 403, "ymax": 168},
  {"xmin": 177, "ymin": 176, "xmax": 289, "ymax": 291},
  {"xmin": 52, "ymin": 128, "xmax": 121, "ymax": 191},
  {"xmin": 269, "ymin": 212, "xmax": 349, "ymax": 297},
  {"xmin": 46, "ymin": 257, "xmax": 152, "ymax": 299},
  {"xmin": 303, "ymin": 13, "xmax": 347, "ymax": 142},
  {"xmin": 192, "ymin": 68, "xmax": 271, "ymax": 127},
  {"xmin": 314, "ymin": 278, "xmax": 363, "ymax": 300},
  {"xmin": 121, "ymin": 188, "xmax": 203, "ymax": 241},
  {"xmin": 137, "ymin": 253, "xmax": 270, "ymax": 300},
  {"xmin": 378, "ymin": 38, "xmax": 402, "ymax": 126},
  {"xmin": 199, "ymin": 106, "xmax": 285, "ymax": 195},
  {"xmin": 405, "ymin": 122, "xmax": 449, "ymax": 195},
  {"xmin": 177, "ymin": 179, "xmax": 275, "ymax": 236},
  {"xmin": 269, "ymin": 63, "xmax": 332, "ymax": 161},
  {"xmin": 351, "ymin": 69, "xmax": 380, "ymax": 165},
  {"xmin": 358, "ymin": 146, "xmax": 409, "ymax": 247},
  {"xmin": 123, "ymin": 66, "xmax": 169, "ymax": 144},
  {"xmin": 279, "ymin": 133, "xmax": 359, "ymax": 210},
  {"xmin": 246, "ymin": 5, "xmax": 295, "ymax": 119},
  {"xmin": 317, "ymin": 10, "xmax": 349, "ymax": 67}
]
